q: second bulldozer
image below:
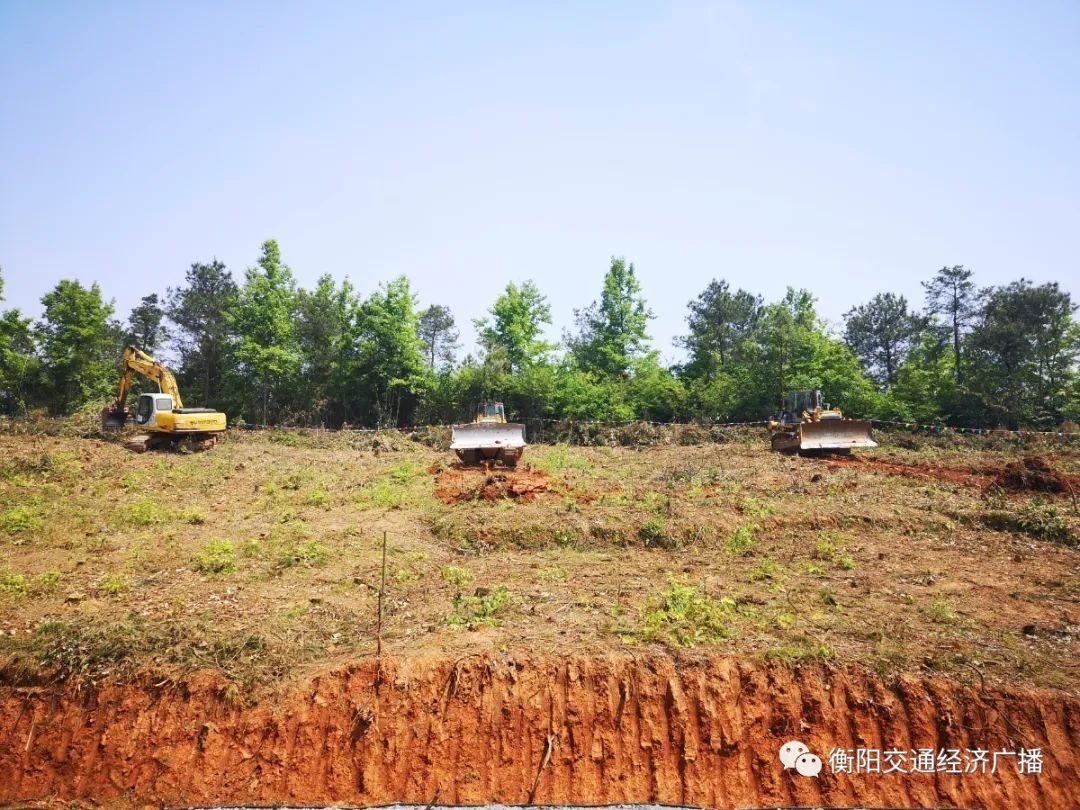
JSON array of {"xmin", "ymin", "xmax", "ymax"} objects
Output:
[
  {"xmin": 451, "ymin": 401, "xmax": 526, "ymax": 467},
  {"xmin": 768, "ymin": 389, "xmax": 876, "ymax": 454}
]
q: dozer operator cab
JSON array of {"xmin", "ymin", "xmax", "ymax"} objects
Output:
[
  {"xmin": 475, "ymin": 401, "xmax": 507, "ymax": 423},
  {"xmin": 779, "ymin": 390, "xmax": 831, "ymax": 425}
]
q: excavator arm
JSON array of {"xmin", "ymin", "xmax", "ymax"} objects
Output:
[{"xmin": 102, "ymin": 346, "xmax": 184, "ymax": 428}]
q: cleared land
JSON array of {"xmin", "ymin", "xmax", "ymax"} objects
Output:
[{"xmin": 0, "ymin": 424, "xmax": 1076, "ymax": 694}]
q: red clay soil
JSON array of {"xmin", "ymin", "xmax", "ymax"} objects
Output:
[
  {"xmin": 826, "ymin": 453, "xmax": 1080, "ymax": 494},
  {"xmin": 2, "ymin": 655, "xmax": 1077, "ymax": 809},
  {"xmin": 434, "ymin": 465, "xmax": 551, "ymax": 504}
]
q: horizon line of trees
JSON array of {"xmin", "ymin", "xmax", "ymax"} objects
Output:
[{"xmin": 1, "ymin": 241, "xmax": 1078, "ymax": 431}]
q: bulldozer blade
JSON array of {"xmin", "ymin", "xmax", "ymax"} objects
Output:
[
  {"xmin": 798, "ymin": 419, "xmax": 876, "ymax": 451},
  {"xmin": 451, "ymin": 422, "xmax": 526, "ymax": 465}
]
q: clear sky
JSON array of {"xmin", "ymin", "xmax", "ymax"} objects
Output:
[{"xmin": 2, "ymin": 1, "xmax": 1078, "ymax": 363}]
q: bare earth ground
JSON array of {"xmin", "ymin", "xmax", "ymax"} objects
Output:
[
  {"xmin": 0, "ymin": 427, "xmax": 1076, "ymax": 693},
  {"xmin": 1, "ymin": 425, "xmax": 1079, "ymax": 809}
]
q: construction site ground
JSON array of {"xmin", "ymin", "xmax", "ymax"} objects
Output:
[{"xmin": 0, "ymin": 424, "xmax": 1077, "ymax": 808}]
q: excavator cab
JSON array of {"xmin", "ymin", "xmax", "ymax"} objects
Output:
[{"xmin": 134, "ymin": 393, "xmax": 177, "ymax": 429}]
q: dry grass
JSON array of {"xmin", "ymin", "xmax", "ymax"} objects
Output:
[{"xmin": 0, "ymin": 425, "xmax": 1077, "ymax": 694}]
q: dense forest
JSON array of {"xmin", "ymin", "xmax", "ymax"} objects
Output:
[{"xmin": 1, "ymin": 240, "xmax": 1077, "ymax": 431}]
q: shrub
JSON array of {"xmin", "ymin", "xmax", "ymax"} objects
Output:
[
  {"xmin": 275, "ymin": 539, "xmax": 329, "ymax": 568},
  {"xmin": 441, "ymin": 566, "xmax": 474, "ymax": 588},
  {"xmin": 638, "ymin": 516, "xmax": 676, "ymax": 548},
  {"xmin": 981, "ymin": 499, "xmax": 1076, "ymax": 547},
  {"xmin": 0, "ymin": 506, "xmax": 42, "ymax": 535},
  {"xmin": 97, "ymin": 573, "xmax": 129, "ymax": 596},
  {"xmin": 193, "ymin": 540, "xmax": 237, "ymax": 574},
  {"xmin": 635, "ymin": 579, "xmax": 735, "ymax": 646},
  {"xmin": 724, "ymin": 525, "xmax": 757, "ymax": 556},
  {"xmin": 0, "ymin": 568, "xmax": 29, "ymax": 597},
  {"xmin": 447, "ymin": 587, "xmax": 510, "ymax": 629}
]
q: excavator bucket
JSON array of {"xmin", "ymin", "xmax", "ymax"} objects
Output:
[
  {"xmin": 797, "ymin": 419, "xmax": 876, "ymax": 451},
  {"xmin": 451, "ymin": 422, "xmax": 527, "ymax": 466},
  {"xmin": 101, "ymin": 405, "xmax": 128, "ymax": 431}
]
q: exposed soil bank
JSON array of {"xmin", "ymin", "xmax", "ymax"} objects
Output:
[{"xmin": 1, "ymin": 655, "xmax": 1077, "ymax": 809}]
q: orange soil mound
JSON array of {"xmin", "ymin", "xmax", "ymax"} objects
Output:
[
  {"xmin": 434, "ymin": 465, "xmax": 551, "ymax": 504},
  {"xmin": 2, "ymin": 655, "xmax": 1077, "ymax": 809}
]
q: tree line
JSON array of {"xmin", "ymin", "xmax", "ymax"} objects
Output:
[{"xmin": 1, "ymin": 241, "xmax": 1077, "ymax": 430}]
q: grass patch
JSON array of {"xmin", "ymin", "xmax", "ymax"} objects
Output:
[
  {"xmin": 530, "ymin": 445, "xmax": 590, "ymax": 474},
  {"xmin": 0, "ymin": 505, "xmax": 43, "ymax": 535},
  {"xmin": 724, "ymin": 524, "xmax": 757, "ymax": 556},
  {"xmin": 97, "ymin": 573, "xmax": 129, "ymax": 596},
  {"xmin": 537, "ymin": 565, "xmax": 569, "ymax": 583},
  {"xmin": 981, "ymin": 499, "xmax": 1076, "ymax": 546},
  {"xmin": 193, "ymin": 540, "xmax": 237, "ymax": 574},
  {"xmin": 447, "ymin": 586, "xmax": 510, "ymax": 629},
  {"xmin": 638, "ymin": 515, "xmax": 677, "ymax": 548},
  {"xmin": 0, "ymin": 568, "xmax": 29, "ymax": 597},
  {"xmin": 929, "ymin": 598, "xmax": 958, "ymax": 623},
  {"xmin": 630, "ymin": 578, "xmax": 735, "ymax": 647},
  {"xmin": 274, "ymin": 539, "xmax": 330, "ymax": 569},
  {"xmin": 441, "ymin": 565, "xmax": 474, "ymax": 587}
]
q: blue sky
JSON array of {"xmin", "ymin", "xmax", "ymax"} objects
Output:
[{"xmin": 2, "ymin": 1, "xmax": 1078, "ymax": 362}]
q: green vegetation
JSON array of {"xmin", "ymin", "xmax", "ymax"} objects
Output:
[
  {"xmin": 441, "ymin": 565, "xmax": 474, "ymax": 587},
  {"xmin": 274, "ymin": 539, "xmax": 329, "ymax": 569},
  {"xmin": 97, "ymin": 573, "xmax": 129, "ymax": 596},
  {"xmin": 631, "ymin": 579, "xmax": 735, "ymax": 647},
  {"xmin": 930, "ymin": 598, "xmax": 959, "ymax": 624},
  {"xmin": 981, "ymin": 499, "xmax": 1076, "ymax": 547},
  {"xmin": 2, "ymin": 259, "xmax": 1076, "ymax": 431},
  {"xmin": 447, "ymin": 587, "xmax": 510, "ymax": 630},
  {"xmin": 724, "ymin": 525, "xmax": 757, "ymax": 556},
  {"xmin": 193, "ymin": 540, "xmax": 237, "ymax": 574}
]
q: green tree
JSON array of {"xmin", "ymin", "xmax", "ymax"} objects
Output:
[
  {"xmin": 0, "ymin": 268, "xmax": 42, "ymax": 415},
  {"xmin": 843, "ymin": 292, "xmax": 924, "ymax": 387},
  {"xmin": 922, "ymin": 265, "xmax": 980, "ymax": 383},
  {"xmin": 166, "ymin": 260, "xmax": 238, "ymax": 406},
  {"xmin": 339, "ymin": 277, "xmax": 430, "ymax": 426},
  {"xmin": 124, "ymin": 294, "xmax": 167, "ymax": 355},
  {"xmin": 229, "ymin": 240, "xmax": 301, "ymax": 424},
  {"xmin": 35, "ymin": 280, "xmax": 117, "ymax": 414},
  {"xmin": 475, "ymin": 281, "xmax": 553, "ymax": 374},
  {"xmin": 571, "ymin": 257, "xmax": 653, "ymax": 377},
  {"xmin": 966, "ymin": 280, "xmax": 1079, "ymax": 427},
  {"xmin": 296, "ymin": 275, "xmax": 358, "ymax": 425},
  {"xmin": 418, "ymin": 304, "xmax": 460, "ymax": 370},
  {"xmin": 678, "ymin": 279, "xmax": 761, "ymax": 380}
]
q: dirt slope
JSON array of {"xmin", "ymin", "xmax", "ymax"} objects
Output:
[{"xmin": 2, "ymin": 655, "xmax": 1077, "ymax": 810}]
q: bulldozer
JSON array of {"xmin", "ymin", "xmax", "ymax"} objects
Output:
[
  {"xmin": 768, "ymin": 389, "xmax": 876, "ymax": 455},
  {"xmin": 450, "ymin": 401, "xmax": 526, "ymax": 467},
  {"xmin": 101, "ymin": 346, "xmax": 227, "ymax": 452}
]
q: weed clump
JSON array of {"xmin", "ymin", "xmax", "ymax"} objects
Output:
[
  {"xmin": 980, "ymin": 499, "xmax": 1076, "ymax": 546},
  {"xmin": 447, "ymin": 586, "xmax": 510, "ymax": 629},
  {"xmin": 441, "ymin": 565, "xmax": 474, "ymax": 587},
  {"xmin": 632, "ymin": 578, "xmax": 735, "ymax": 647},
  {"xmin": 193, "ymin": 540, "xmax": 237, "ymax": 574},
  {"xmin": 724, "ymin": 525, "xmax": 757, "ymax": 556}
]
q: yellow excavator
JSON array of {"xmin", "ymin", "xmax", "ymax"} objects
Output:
[
  {"xmin": 768, "ymin": 389, "xmax": 876, "ymax": 455},
  {"xmin": 101, "ymin": 346, "xmax": 227, "ymax": 452}
]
